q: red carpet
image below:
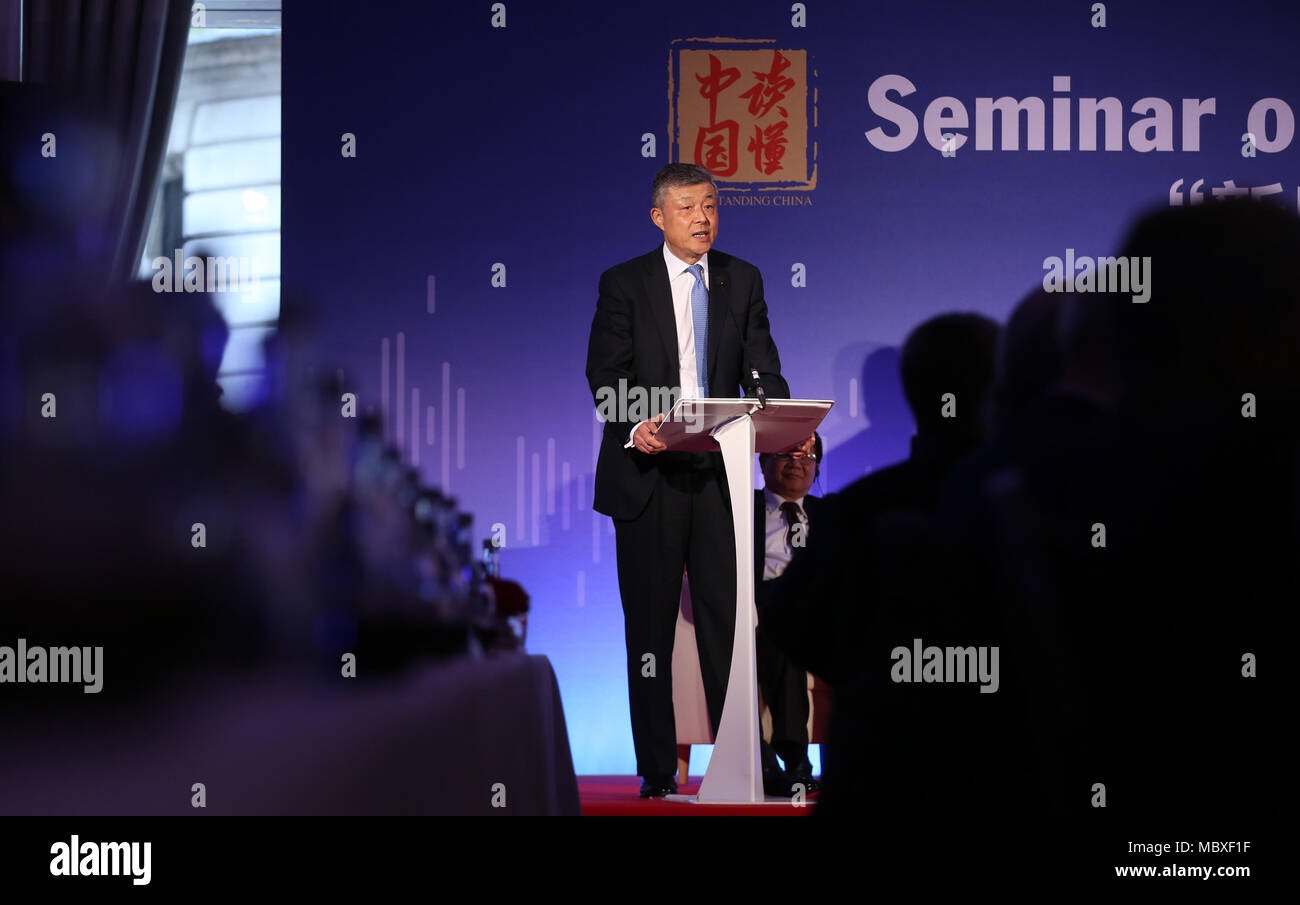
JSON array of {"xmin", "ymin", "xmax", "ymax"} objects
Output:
[{"xmin": 578, "ymin": 776, "xmax": 816, "ymax": 816}]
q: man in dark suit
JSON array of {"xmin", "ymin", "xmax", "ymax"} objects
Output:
[
  {"xmin": 586, "ymin": 162, "xmax": 807, "ymax": 797},
  {"xmin": 754, "ymin": 433, "xmax": 824, "ymax": 796}
]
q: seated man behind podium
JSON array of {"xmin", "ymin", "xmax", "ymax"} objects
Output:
[{"xmin": 755, "ymin": 433, "xmax": 825, "ymax": 796}]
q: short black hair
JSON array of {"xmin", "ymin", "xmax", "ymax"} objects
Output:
[
  {"xmin": 899, "ymin": 312, "xmax": 1000, "ymax": 435},
  {"xmin": 652, "ymin": 163, "xmax": 715, "ymax": 209},
  {"xmin": 759, "ymin": 431, "xmax": 824, "ymax": 477},
  {"xmin": 1114, "ymin": 198, "xmax": 1300, "ymax": 397}
]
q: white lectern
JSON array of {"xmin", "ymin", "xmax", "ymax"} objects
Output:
[{"xmin": 654, "ymin": 396, "xmax": 833, "ymax": 803}]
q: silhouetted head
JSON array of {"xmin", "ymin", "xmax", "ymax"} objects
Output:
[
  {"xmin": 993, "ymin": 288, "xmax": 1061, "ymax": 429},
  {"xmin": 900, "ymin": 312, "xmax": 1000, "ymax": 445},
  {"xmin": 1114, "ymin": 199, "xmax": 1300, "ymax": 401},
  {"xmin": 1056, "ymin": 288, "xmax": 1121, "ymax": 408}
]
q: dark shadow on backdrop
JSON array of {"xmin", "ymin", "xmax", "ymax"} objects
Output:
[{"xmin": 825, "ymin": 344, "xmax": 913, "ymax": 489}]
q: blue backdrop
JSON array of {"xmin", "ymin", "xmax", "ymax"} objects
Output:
[{"xmin": 282, "ymin": 0, "xmax": 1300, "ymax": 773}]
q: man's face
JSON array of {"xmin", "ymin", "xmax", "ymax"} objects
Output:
[
  {"xmin": 761, "ymin": 453, "xmax": 817, "ymax": 501},
  {"xmin": 651, "ymin": 181, "xmax": 718, "ymax": 263}
]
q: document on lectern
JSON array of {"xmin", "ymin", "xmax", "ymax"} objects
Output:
[{"xmin": 652, "ymin": 397, "xmax": 834, "ymax": 453}]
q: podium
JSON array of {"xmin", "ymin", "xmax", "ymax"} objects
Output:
[{"xmin": 655, "ymin": 396, "xmax": 833, "ymax": 803}]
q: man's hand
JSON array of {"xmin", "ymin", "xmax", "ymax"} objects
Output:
[
  {"xmin": 632, "ymin": 413, "xmax": 668, "ymax": 454},
  {"xmin": 783, "ymin": 433, "xmax": 816, "ymax": 457}
]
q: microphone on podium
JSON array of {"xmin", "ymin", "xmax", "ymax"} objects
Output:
[{"xmin": 717, "ymin": 275, "xmax": 766, "ymax": 410}]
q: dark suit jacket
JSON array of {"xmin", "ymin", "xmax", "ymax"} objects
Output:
[
  {"xmin": 587, "ymin": 247, "xmax": 790, "ymax": 520},
  {"xmin": 757, "ymin": 435, "xmax": 970, "ymax": 688},
  {"xmin": 754, "ymin": 489, "xmax": 822, "ymax": 588}
]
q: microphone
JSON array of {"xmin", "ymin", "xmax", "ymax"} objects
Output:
[
  {"xmin": 717, "ymin": 275, "xmax": 766, "ymax": 408},
  {"xmin": 750, "ymin": 368, "xmax": 767, "ymax": 410}
]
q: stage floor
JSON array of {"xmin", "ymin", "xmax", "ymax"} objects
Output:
[{"xmin": 578, "ymin": 776, "xmax": 816, "ymax": 816}]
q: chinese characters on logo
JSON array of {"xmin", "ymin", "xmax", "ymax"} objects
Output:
[{"xmin": 672, "ymin": 42, "xmax": 813, "ymax": 189}]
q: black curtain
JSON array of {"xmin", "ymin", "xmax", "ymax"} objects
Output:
[
  {"xmin": 21, "ymin": 0, "xmax": 190, "ymax": 282},
  {"xmin": 0, "ymin": 2, "xmax": 19, "ymax": 81}
]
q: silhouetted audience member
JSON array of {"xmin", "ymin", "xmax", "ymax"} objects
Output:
[
  {"xmin": 0, "ymin": 85, "xmax": 501, "ymax": 729},
  {"xmin": 1053, "ymin": 200, "xmax": 1296, "ymax": 824},
  {"xmin": 932, "ymin": 286, "xmax": 1122, "ymax": 819},
  {"xmin": 759, "ymin": 312, "xmax": 1000, "ymax": 816},
  {"xmin": 990, "ymin": 287, "xmax": 1062, "ymax": 430},
  {"xmin": 934, "ymin": 200, "xmax": 1295, "ymax": 838}
]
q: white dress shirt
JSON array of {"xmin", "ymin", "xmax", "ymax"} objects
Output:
[
  {"xmin": 626, "ymin": 244, "xmax": 711, "ymax": 447},
  {"xmin": 763, "ymin": 487, "xmax": 809, "ymax": 581},
  {"xmin": 663, "ymin": 242, "xmax": 709, "ymax": 400}
]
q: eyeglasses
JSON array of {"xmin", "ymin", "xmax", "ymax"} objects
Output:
[{"xmin": 771, "ymin": 452, "xmax": 818, "ymax": 463}]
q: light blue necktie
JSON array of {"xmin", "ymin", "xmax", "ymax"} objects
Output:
[{"xmin": 686, "ymin": 263, "xmax": 709, "ymax": 396}]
